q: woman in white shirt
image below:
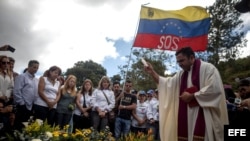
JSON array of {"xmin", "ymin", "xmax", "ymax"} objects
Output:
[
  {"xmin": 131, "ymin": 90, "xmax": 150, "ymax": 134},
  {"xmin": 73, "ymin": 79, "xmax": 93, "ymax": 131},
  {"xmin": 33, "ymin": 66, "xmax": 61, "ymax": 126},
  {"xmin": 91, "ymin": 76, "xmax": 115, "ymax": 131}
]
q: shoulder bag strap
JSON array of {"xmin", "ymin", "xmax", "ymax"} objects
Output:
[
  {"xmin": 83, "ymin": 94, "xmax": 87, "ymax": 108},
  {"xmin": 102, "ymin": 90, "xmax": 110, "ymax": 105}
]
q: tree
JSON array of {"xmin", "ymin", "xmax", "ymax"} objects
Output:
[
  {"xmin": 218, "ymin": 55, "xmax": 250, "ymax": 89},
  {"xmin": 119, "ymin": 48, "xmax": 172, "ymax": 91},
  {"xmin": 204, "ymin": 0, "xmax": 247, "ymax": 66},
  {"xmin": 65, "ymin": 60, "xmax": 107, "ymax": 88},
  {"xmin": 110, "ymin": 74, "xmax": 122, "ymax": 84}
]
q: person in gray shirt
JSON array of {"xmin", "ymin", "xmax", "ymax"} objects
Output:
[{"xmin": 13, "ymin": 60, "xmax": 39, "ymax": 130}]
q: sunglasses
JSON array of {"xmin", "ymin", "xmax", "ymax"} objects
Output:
[{"xmin": 1, "ymin": 61, "xmax": 10, "ymax": 65}]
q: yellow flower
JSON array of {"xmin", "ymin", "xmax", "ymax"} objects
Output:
[
  {"xmin": 74, "ymin": 132, "xmax": 83, "ymax": 137},
  {"xmin": 86, "ymin": 129, "xmax": 91, "ymax": 134},
  {"xmin": 52, "ymin": 131, "xmax": 60, "ymax": 137},
  {"xmin": 63, "ymin": 124, "xmax": 70, "ymax": 131},
  {"xmin": 75, "ymin": 129, "xmax": 82, "ymax": 133},
  {"xmin": 63, "ymin": 133, "xmax": 68, "ymax": 137}
]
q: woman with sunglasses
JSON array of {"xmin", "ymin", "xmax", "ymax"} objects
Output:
[
  {"xmin": 0, "ymin": 55, "xmax": 13, "ymax": 103},
  {"xmin": 0, "ymin": 55, "xmax": 14, "ymax": 135}
]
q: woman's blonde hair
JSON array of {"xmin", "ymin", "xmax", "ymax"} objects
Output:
[
  {"xmin": 97, "ymin": 76, "xmax": 112, "ymax": 90},
  {"xmin": 62, "ymin": 75, "xmax": 77, "ymax": 96}
]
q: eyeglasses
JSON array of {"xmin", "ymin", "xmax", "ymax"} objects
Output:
[{"xmin": 1, "ymin": 61, "xmax": 10, "ymax": 65}]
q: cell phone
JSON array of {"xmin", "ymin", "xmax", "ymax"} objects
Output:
[{"xmin": 7, "ymin": 45, "xmax": 15, "ymax": 52}]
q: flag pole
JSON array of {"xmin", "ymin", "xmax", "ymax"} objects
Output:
[
  {"xmin": 122, "ymin": 3, "xmax": 150, "ymax": 92},
  {"xmin": 118, "ymin": 3, "xmax": 149, "ymax": 115}
]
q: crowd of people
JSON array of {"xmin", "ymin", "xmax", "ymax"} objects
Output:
[
  {"xmin": 0, "ymin": 46, "xmax": 160, "ymax": 140},
  {"xmin": 1, "ymin": 1, "xmax": 250, "ymax": 141},
  {"xmin": 1, "ymin": 43, "xmax": 250, "ymax": 141}
]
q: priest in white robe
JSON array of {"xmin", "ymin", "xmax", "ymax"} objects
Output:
[{"xmin": 144, "ymin": 47, "xmax": 228, "ymax": 141}]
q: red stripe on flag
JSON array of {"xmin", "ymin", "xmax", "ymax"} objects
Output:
[{"xmin": 133, "ymin": 34, "xmax": 207, "ymax": 51}]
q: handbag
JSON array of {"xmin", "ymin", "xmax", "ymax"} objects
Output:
[{"xmin": 102, "ymin": 90, "xmax": 116, "ymax": 122}]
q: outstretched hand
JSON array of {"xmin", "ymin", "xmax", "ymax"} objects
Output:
[
  {"xmin": 143, "ymin": 61, "xmax": 160, "ymax": 84},
  {"xmin": 144, "ymin": 62, "xmax": 154, "ymax": 74}
]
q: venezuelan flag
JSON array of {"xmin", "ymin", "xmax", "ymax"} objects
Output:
[{"xmin": 133, "ymin": 6, "xmax": 210, "ymax": 51}]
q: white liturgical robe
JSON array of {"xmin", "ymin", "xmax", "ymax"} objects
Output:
[{"xmin": 158, "ymin": 60, "xmax": 228, "ymax": 141}]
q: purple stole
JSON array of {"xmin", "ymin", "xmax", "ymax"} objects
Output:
[{"xmin": 178, "ymin": 59, "xmax": 205, "ymax": 139}]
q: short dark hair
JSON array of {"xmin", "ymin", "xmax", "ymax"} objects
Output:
[
  {"xmin": 239, "ymin": 79, "xmax": 250, "ymax": 87},
  {"xmin": 43, "ymin": 66, "xmax": 62, "ymax": 77},
  {"xmin": 113, "ymin": 81, "xmax": 120, "ymax": 86},
  {"xmin": 28, "ymin": 60, "xmax": 39, "ymax": 67},
  {"xmin": 125, "ymin": 80, "xmax": 132, "ymax": 84},
  {"xmin": 175, "ymin": 47, "xmax": 195, "ymax": 58}
]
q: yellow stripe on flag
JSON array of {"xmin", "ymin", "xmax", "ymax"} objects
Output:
[{"xmin": 140, "ymin": 6, "xmax": 210, "ymax": 22}]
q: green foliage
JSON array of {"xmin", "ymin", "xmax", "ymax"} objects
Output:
[
  {"xmin": 218, "ymin": 56, "xmax": 250, "ymax": 90},
  {"xmin": 118, "ymin": 48, "xmax": 172, "ymax": 91},
  {"xmin": 204, "ymin": 0, "xmax": 247, "ymax": 67},
  {"xmin": 110, "ymin": 74, "xmax": 122, "ymax": 83},
  {"xmin": 65, "ymin": 60, "xmax": 107, "ymax": 88}
]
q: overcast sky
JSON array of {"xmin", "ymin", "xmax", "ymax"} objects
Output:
[{"xmin": 1, "ymin": 0, "xmax": 250, "ymax": 77}]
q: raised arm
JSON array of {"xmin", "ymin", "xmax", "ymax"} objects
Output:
[{"xmin": 144, "ymin": 62, "xmax": 160, "ymax": 84}]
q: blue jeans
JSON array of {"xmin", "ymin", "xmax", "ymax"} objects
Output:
[{"xmin": 114, "ymin": 117, "xmax": 131, "ymax": 139}]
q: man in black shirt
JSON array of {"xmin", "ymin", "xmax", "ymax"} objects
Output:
[{"xmin": 114, "ymin": 80, "xmax": 137, "ymax": 140}]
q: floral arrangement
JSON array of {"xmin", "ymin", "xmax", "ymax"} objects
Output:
[
  {"xmin": 118, "ymin": 130, "xmax": 154, "ymax": 141},
  {"xmin": 7, "ymin": 117, "xmax": 155, "ymax": 141}
]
